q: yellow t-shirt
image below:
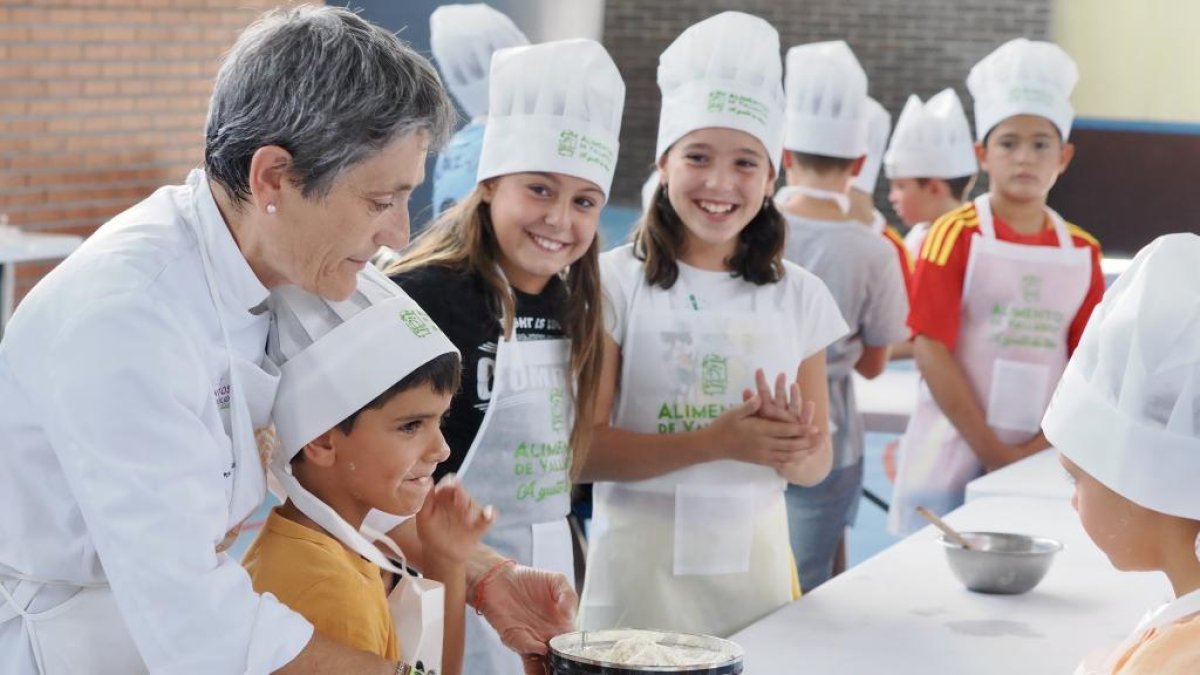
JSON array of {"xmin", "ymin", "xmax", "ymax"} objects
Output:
[
  {"xmin": 1112, "ymin": 613, "xmax": 1200, "ymax": 674},
  {"xmin": 243, "ymin": 509, "xmax": 399, "ymax": 660}
]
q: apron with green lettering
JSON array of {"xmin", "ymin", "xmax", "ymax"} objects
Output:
[
  {"xmin": 580, "ymin": 273, "xmax": 797, "ymax": 637},
  {"xmin": 459, "ymin": 336, "xmax": 574, "ymax": 674}
]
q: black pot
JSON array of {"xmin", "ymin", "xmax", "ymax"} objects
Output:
[{"xmin": 548, "ymin": 630, "xmax": 744, "ymax": 675}]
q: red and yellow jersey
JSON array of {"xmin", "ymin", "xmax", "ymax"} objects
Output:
[
  {"xmin": 907, "ymin": 202, "xmax": 1104, "ymax": 354},
  {"xmin": 880, "ymin": 223, "xmax": 915, "ymax": 300}
]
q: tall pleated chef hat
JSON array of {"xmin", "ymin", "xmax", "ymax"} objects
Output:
[
  {"xmin": 656, "ymin": 11, "xmax": 786, "ymax": 173},
  {"xmin": 966, "ymin": 38, "xmax": 1078, "ymax": 142},
  {"xmin": 884, "ymin": 89, "xmax": 978, "ymax": 180},
  {"xmin": 430, "ymin": 3, "xmax": 529, "ymax": 119},
  {"xmin": 268, "ymin": 265, "xmax": 459, "ymax": 462},
  {"xmin": 476, "ymin": 38, "xmax": 625, "ymax": 198},
  {"xmin": 784, "ymin": 40, "xmax": 870, "ymax": 159},
  {"xmin": 1043, "ymin": 233, "xmax": 1200, "ymax": 522},
  {"xmin": 851, "ymin": 98, "xmax": 892, "ymax": 194}
]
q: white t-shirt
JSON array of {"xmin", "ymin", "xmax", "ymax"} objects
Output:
[{"xmin": 601, "ymin": 243, "xmax": 848, "ymax": 363}]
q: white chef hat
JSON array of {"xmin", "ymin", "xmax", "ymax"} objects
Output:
[
  {"xmin": 656, "ymin": 11, "xmax": 786, "ymax": 174},
  {"xmin": 268, "ymin": 265, "xmax": 459, "ymax": 461},
  {"xmin": 966, "ymin": 38, "xmax": 1078, "ymax": 142},
  {"xmin": 476, "ymin": 38, "xmax": 625, "ymax": 198},
  {"xmin": 884, "ymin": 89, "xmax": 978, "ymax": 180},
  {"xmin": 851, "ymin": 98, "xmax": 891, "ymax": 194},
  {"xmin": 1043, "ymin": 233, "xmax": 1200, "ymax": 521},
  {"xmin": 429, "ymin": 3, "xmax": 529, "ymax": 119},
  {"xmin": 784, "ymin": 40, "xmax": 870, "ymax": 159}
]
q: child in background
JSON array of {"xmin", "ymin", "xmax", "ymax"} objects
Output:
[
  {"xmin": 578, "ymin": 12, "xmax": 847, "ymax": 636},
  {"xmin": 1043, "ymin": 233, "xmax": 1200, "ymax": 675},
  {"xmin": 889, "ymin": 39, "xmax": 1105, "ymax": 536},
  {"xmin": 428, "ymin": 4, "xmax": 528, "ymax": 217},
  {"xmin": 244, "ymin": 267, "xmax": 493, "ymax": 674},
  {"xmin": 883, "ymin": 89, "xmax": 978, "ymax": 259},
  {"xmin": 775, "ymin": 41, "xmax": 910, "ymax": 590},
  {"xmin": 390, "ymin": 38, "xmax": 624, "ymax": 674},
  {"xmin": 850, "ymin": 97, "xmax": 914, "ymax": 300}
]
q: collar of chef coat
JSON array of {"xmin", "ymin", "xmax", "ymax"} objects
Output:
[{"xmin": 188, "ymin": 169, "xmax": 270, "ymax": 321}]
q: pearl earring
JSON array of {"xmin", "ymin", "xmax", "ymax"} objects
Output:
[{"xmin": 266, "ymin": 203, "xmax": 277, "ymax": 215}]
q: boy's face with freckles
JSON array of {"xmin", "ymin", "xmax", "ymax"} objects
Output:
[
  {"xmin": 977, "ymin": 115, "xmax": 1075, "ymax": 205},
  {"xmin": 303, "ymin": 383, "xmax": 453, "ymax": 525}
]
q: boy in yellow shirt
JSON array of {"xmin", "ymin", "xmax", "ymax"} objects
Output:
[
  {"xmin": 1044, "ymin": 234, "xmax": 1200, "ymax": 675},
  {"xmin": 244, "ymin": 267, "xmax": 493, "ymax": 674}
]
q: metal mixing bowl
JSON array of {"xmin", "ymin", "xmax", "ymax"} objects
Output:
[
  {"xmin": 549, "ymin": 629, "xmax": 743, "ymax": 674},
  {"xmin": 939, "ymin": 531, "xmax": 1063, "ymax": 594}
]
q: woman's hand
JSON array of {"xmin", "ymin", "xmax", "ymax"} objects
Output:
[
  {"xmin": 415, "ymin": 476, "xmax": 495, "ymax": 565},
  {"xmin": 471, "ymin": 563, "xmax": 578, "ymax": 675}
]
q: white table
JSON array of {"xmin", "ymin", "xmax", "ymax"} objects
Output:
[
  {"xmin": 0, "ymin": 231, "xmax": 84, "ymax": 328},
  {"xmin": 853, "ymin": 366, "xmax": 919, "ymax": 435},
  {"xmin": 965, "ymin": 449, "xmax": 1073, "ymax": 503},
  {"xmin": 732, "ymin": 496, "xmax": 1169, "ymax": 674}
]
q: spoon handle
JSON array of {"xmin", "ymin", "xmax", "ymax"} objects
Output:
[{"xmin": 916, "ymin": 506, "xmax": 974, "ymax": 549}]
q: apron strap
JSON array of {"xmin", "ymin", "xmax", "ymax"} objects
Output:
[
  {"xmin": 268, "ymin": 464, "xmax": 406, "ymax": 576},
  {"xmin": 1045, "ymin": 208, "xmax": 1074, "ymax": 250},
  {"xmin": 776, "ymin": 184, "xmax": 851, "ymax": 215},
  {"xmin": 973, "ymin": 194, "xmax": 997, "ymax": 239},
  {"xmin": 975, "ymin": 193, "xmax": 1073, "ymax": 250}
]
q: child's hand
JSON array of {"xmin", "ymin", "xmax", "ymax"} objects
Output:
[
  {"xmin": 415, "ymin": 476, "xmax": 495, "ymax": 565},
  {"xmin": 743, "ymin": 369, "xmax": 816, "ymax": 426}
]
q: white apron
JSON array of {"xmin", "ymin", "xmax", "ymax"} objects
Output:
[
  {"xmin": 578, "ymin": 274, "xmax": 798, "ymax": 637},
  {"xmin": 1073, "ymin": 588, "xmax": 1200, "ymax": 674},
  {"xmin": 0, "ymin": 172, "xmax": 278, "ymax": 674},
  {"xmin": 889, "ymin": 194, "xmax": 1091, "ymax": 535},
  {"xmin": 458, "ymin": 336, "xmax": 575, "ymax": 675}
]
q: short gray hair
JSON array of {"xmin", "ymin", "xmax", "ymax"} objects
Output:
[{"xmin": 205, "ymin": 5, "xmax": 456, "ymax": 204}]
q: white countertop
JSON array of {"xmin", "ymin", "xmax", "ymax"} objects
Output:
[
  {"xmin": 732, "ymin": 496, "xmax": 1170, "ymax": 674},
  {"xmin": 853, "ymin": 366, "xmax": 919, "ymax": 435},
  {"xmin": 0, "ymin": 230, "xmax": 84, "ymax": 264},
  {"xmin": 966, "ymin": 449, "xmax": 1073, "ymax": 503}
]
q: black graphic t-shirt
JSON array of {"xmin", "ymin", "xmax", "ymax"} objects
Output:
[{"xmin": 391, "ymin": 265, "xmax": 567, "ymax": 479}]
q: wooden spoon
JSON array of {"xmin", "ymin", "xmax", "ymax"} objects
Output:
[{"xmin": 916, "ymin": 506, "xmax": 975, "ymax": 550}]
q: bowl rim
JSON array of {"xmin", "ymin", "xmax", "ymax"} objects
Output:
[
  {"xmin": 548, "ymin": 629, "xmax": 744, "ymax": 671},
  {"xmin": 937, "ymin": 531, "xmax": 1064, "ymax": 556}
]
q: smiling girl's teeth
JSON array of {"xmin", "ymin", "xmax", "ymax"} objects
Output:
[
  {"xmin": 698, "ymin": 200, "xmax": 735, "ymax": 214},
  {"xmin": 531, "ymin": 234, "xmax": 565, "ymax": 251}
]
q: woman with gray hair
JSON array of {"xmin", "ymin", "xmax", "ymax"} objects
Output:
[{"xmin": 0, "ymin": 7, "xmax": 573, "ymax": 675}]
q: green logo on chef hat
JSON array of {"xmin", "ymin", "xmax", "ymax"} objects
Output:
[
  {"xmin": 1007, "ymin": 84, "xmax": 1054, "ymax": 107},
  {"xmin": 700, "ymin": 354, "xmax": 728, "ymax": 396},
  {"xmin": 707, "ymin": 90, "xmax": 728, "ymax": 113},
  {"xmin": 557, "ymin": 130, "xmax": 579, "ymax": 158},
  {"xmin": 399, "ymin": 309, "xmax": 438, "ymax": 338}
]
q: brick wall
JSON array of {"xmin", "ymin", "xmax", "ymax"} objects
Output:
[
  {"xmin": 602, "ymin": 0, "xmax": 1052, "ymax": 211},
  {"xmin": 0, "ymin": 0, "xmax": 315, "ymax": 305}
]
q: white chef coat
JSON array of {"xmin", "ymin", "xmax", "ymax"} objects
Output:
[{"xmin": 0, "ymin": 171, "xmax": 313, "ymax": 673}]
